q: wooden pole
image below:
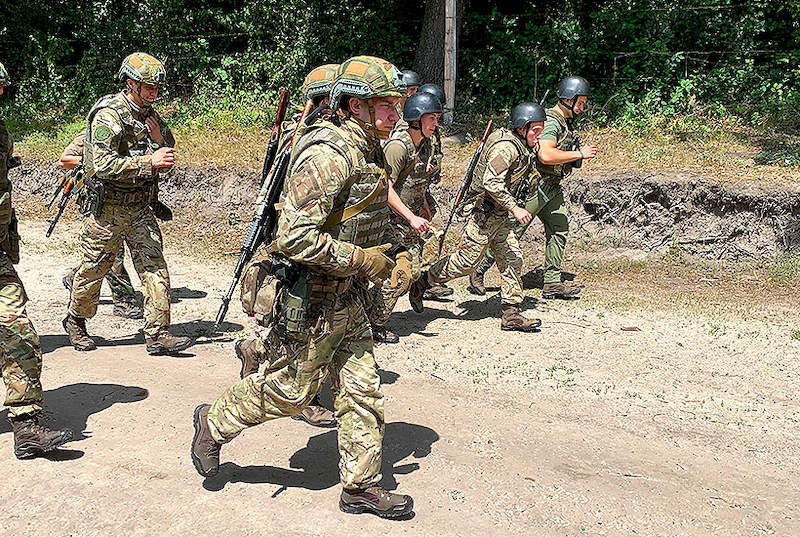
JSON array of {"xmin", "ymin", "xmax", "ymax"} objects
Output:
[{"xmin": 443, "ymin": 0, "xmax": 456, "ymax": 125}]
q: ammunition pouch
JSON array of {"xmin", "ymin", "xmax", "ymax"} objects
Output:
[
  {"xmin": 80, "ymin": 176, "xmax": 106, "ymax": 218},
  {"xmin": 241, "ymin": 254, "xmax": 300, "ymax": 328},
  {"xmin": 1, "ymin": 209, "xmax": 21, "ymax": 264},
  {"xmin": 101, "ymin": 183, "xmax": 154, "ymax": 206}
]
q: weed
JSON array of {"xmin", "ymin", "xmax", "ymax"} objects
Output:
[{"xmin": 791, "ymin": 329, "xmax": 800, "ymax": 341}]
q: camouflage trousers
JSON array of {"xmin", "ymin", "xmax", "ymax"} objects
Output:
[
  {"xmin": 69, "ymin": 202, "xmax": 170, "ymax": 340},
  {"xmin": 67, "ymin": 245, "xmax": 138, "ymax": 304},
  {"xmin": 476, "ymin": 180, "xmax": 568, "ymax": 286},
  {"xmin": 208, "ymin": 289, "xmax": 384, "ymax": 489},
  {"xmin": 367, "ymin": 229, "xmax": 423, "ymax": 327},
  {"xmin": 0, "ymin": 252, "xmax": 43, "ymax": 418},
  {"xmin": 429, "ymin": 209, "xmax": 524, "ymax": 305}
]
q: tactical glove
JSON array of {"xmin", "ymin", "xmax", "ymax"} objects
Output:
[
  {"xmin": 390, "ymin": 250, "xmax": 414, "ymax": 297},
  {"xmin": 351, "ymin": 243, "xmax": 395, "ymax": 284}
]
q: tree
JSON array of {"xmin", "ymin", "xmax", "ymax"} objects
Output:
[{"xmin": 413, "ymin": 0, "xmax": 465, "ymax": 87}]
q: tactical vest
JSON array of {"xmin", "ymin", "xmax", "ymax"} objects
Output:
[
  {"xmin": 386, "ymin": 126, "xmax": 434, "ymax": 218},
  {"xmin": 536, "ymin": 107, "xmax": 576, "ymax": 179},
  {"xmin": 471, "ymin": 128, "xmax": 532, "ymax": 198},
  {"xmin": 84, "ymin": 92, "xmax": 158, "ymax": 190},
  {"xmin": 290, "ymin": 119, "xmax": 390, "ymax": 250}
]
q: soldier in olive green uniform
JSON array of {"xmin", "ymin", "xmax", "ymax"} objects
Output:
[
  {"xmin": 63, "ymin": 53, "xmax": 192, "ymax": 356},
  {"xmin": 0, "ymin": 61, "xmax": 74, "ymax": 458},
  {"xmin": 191, "ymin": 56, "xmax": 414, "ymax": 519},
  {"xmin": 469, "ymin": 76, "xmax": 597, "ymax": 299},
  {"xmin": 58, "ymin": 132, "xmax": 143, "ymax": 319},
  {"xmin": 367, "ymin": 90, "xmax": 443, "ymax": 344},
  {"xmin": 235, "ymin": 64, "xmax": 339, "ymax": 428},
  {"xmin": 410, "ymin": 103, "xmax": 549, "ymax": 332}
]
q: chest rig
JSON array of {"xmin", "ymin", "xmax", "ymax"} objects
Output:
[
  {"xmin": 386, "ymin": 126, "xmax": 434, "ymax": 218},
  {"xmin": 470, "ymin": 128, "xmax": 534, "ymax": 205},
  {"xmin": 536, "ymin": 107, "xmax": 576, "ymax": 180}
]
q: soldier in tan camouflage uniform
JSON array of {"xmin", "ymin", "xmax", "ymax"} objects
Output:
[
  {"xmin": 235, "ymin": 64, "xmax": 339, "ymax": 428},
  {"xmin": 58, "ymin": 132, "xmax": 143, "ymax": 320},
  {"xmin": 367, "ymin": 90, "xmax": 443, "ymax": 344},
  {"xmin": 63, "ymin": 53, "xmax": 192, "ymax": 356},
  {"xmin": 469, "ymin": 76, "xmax": 597, "ymax": 299},
  {"xmin": 0, "ymin": 61, "xmax": 74, "ymax": 458},
  {"xmin": 192, "ymin": 56, "xmax": 414, "ymax": 519},
  {"xmin": 409, "ymin": 103, "xmax": 549, "ymax": 332}
]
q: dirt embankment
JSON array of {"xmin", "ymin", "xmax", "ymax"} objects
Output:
[{"xmin": 14, "ymin": 158, "xmax": 800, "ymax": 261}]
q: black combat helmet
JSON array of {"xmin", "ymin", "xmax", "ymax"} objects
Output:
[
  {"xmin": 556, "ymin": 76, "xmax": 591, "ymax": 100},
  {"xmin": 418, "ymin": 83, "xmax": 446, "ymax": 106},
  {"xmin": 510, "ymin": 102, "xmax": 546, "ymax": 129},
  {"xmin": 403, "ymin": 91, "xmax": 443, "ymax": 122},
  {"xmin": 401, "ymin": 70, "xmax": 421, "ymax": 88}
]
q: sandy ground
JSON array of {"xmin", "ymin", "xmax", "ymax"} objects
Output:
[{"xmin": 1, "ymin": 219, "xmax": 798, "ymax": 537}]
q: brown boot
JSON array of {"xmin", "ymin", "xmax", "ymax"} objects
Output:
[
  {"xmin": 191, "ymin": 404, "xmax": 221, "ymax": 477},
  {"xmin": 501, "ymin": 304, "xmax": 542, "ymax": 332},
  {"xmin": 542, "ymin": 282, "xmax": 582, "ymax": 300},
  {"xmin": 408, "ymin": 272, "xmax": 432, "ymax": 313},
  {"xmin": 11, "ymin": 413, "xmax": 73, "ymax": 459},
  {"xmin": 340, "ymin": 486, "xmax": 414, "ymax": 519},
  {"xmin": 424, "ymin": 284, "xmax": 454, "ymax": 300},
  {"xmin": 467, "ymin": 271, "xmax": 486, "ymax": 295},
  {"xmin": 146, "ymin": 331, "xmax": 193, "ymax": 356},
  {"xmin": 372, "ymin": 325, "xmax": 399, "ymax": 345},
  {"xmin": 62, "ymin": 313, "xmax": 97, "ymax": 351},
  {"xmin": 235, "ymin": 338, "xmax": 263, "ymax": 379},
  {"xmin": 291, "ymin": 395, "xmax": 336, "ymax": 428},
  {"xmin": 112, "ymin": 298, "xmax": 144, "ymax": 320}
]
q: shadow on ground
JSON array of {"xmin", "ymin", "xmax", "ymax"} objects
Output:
[{"xmin": 202, "ymin": 421, "xmax": 439, "ymax": 492}]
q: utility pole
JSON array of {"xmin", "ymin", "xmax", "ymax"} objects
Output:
[{"xmin": 443, "ymin": 0, "xmax": 456, "ymax": 124}]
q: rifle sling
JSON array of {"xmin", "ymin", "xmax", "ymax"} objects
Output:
[{"xmin": 321, "ymin": 170, "xmax": 385, "ymax": 231}]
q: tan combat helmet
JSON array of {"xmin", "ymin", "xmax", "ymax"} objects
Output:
[
  {"xmin": 330, "ymin": 55, "xmax": 404, "ymax": 137},
  {"xmin": 118, "ymin": 52, "xmax": 167, "ymax": 86},
  {"xmin": 0, "ymin": 62, "xmax": 10, "ymax": 87},
  {"xmin": 301, "ymin": 63, "xmax": 339, "ymax": 103}
]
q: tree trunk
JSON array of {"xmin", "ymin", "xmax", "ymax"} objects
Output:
[{"xmin": 413, "ymin": 0, "xmax": 464, "ymax": 88}]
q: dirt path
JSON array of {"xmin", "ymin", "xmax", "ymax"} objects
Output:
[{"xmin": 1, "ymin": 220, "xmax": 798, "ymax": 536}]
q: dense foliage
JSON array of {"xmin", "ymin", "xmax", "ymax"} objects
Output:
[{"xmin": 1, "ymin": 0, "xmax": 798, "ymax": 132}]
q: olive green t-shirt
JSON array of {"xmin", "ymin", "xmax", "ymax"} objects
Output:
[{"xmin": 539, "ymin": 117, "xmax": 563, "ymax": 144}]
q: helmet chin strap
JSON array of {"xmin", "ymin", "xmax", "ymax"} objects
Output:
[{"xmin": 348, "ymin": 98, "xmax": 392, "ymax": 139}]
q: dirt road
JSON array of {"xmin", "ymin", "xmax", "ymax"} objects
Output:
[{"xmin": 1, "ymin": 220, "xmax": 798, "ymax": 536}]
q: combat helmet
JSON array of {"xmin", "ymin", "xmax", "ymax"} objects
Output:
[
  {"xmin": 0, "ymin": 62, "xmax": 9, "ymax": 87},
  {"xmin": 401, "ymin": 70, "xmax": 421, "ymax": 88},
  {"xmin": 301, "ymin": 63, "xmax": 338, "ymax": 104},
  {"xmin": 556, "ymin": 76, "xmax": 590, "ymax": 100},
  {"xmin": 510, "ymin": 102, "xmax": 546, "ymax": 129},
  {"xmin": 118, "ymin": 53, "xmax": 167, "ymax": 86},
  {"xmin": 418, "ymin": 83, "xmax": 446, "ymax": 108},
  {"xmin": 330, "ymin": 55, "xmax": 404, "ymax": 138},
  {"xmin": 403, "ymin": 91, "xmax": 443, "ymax": 123}
]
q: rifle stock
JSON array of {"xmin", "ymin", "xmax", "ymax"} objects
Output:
[
  {"xmin": 45, "ymin": 172, "xmax": 79, "ymax": 238},
  {"xmin": 437, "ymin": 120, "xmax": 494, "ymax": 257},
  {"xmin": 258, "ymin": 89, "xmax": 290, "ymax": 188}
]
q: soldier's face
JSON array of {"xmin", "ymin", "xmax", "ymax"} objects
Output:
[
  {"xmin": 407, "ymin": 86, "xmax": 419, "ymax": 97},
  {"xmin": 525, "ymin": 122, "xmax": 544, "ymax": 148},
  {"xmin": 371, "ymin": 97, "xmax": 401, "ymax": 139},
  {"xmin": 420, "ymin": 113, "xmax": 441, "ymax": 138},
  {"xmin": 573, "ymin": 96, "xmax": 588, "ymax": 115},
  {"xmin": 128, "ymin": 80, "xmax": 160, "ymax": 106}
]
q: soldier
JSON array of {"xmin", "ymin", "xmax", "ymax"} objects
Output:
[
  {"xmin": 468, "ymin": 76, "xmax": 597, "ymax": 299},
  {"xmin": 62, "ymin": 53, "xmax": 193, "ymax": 356},
  {"xmin": 58, "ymin": 132, "xmax": 143, "ymax": 320},
  {"xmin": 235, "ymin": 64, "xmax": 339, "ymax": 428},
  {"xmin": 368, "ymin": 91, "xmax": 442, "ymax": 344},
  {"xmin": 0, "ymin": 61, "xmax": 74, "ymax": 458},
  {"xmin": 409, "ymin": 102, "xmax": 548, "ymax": 332},
  {"xmin": 191, "ymin": 56, "xmax": 414, "ymax": 519},
  {"xmin": 400, "ymin": 70, "xmax": 421, "ymax": 96}
]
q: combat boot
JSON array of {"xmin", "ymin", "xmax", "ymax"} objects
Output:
[
  {"xmin": 235, "ymin": 338, "xmax": 262, "ymax": 379},
  {"xmin": 408, "ymin": 272, "xmax": 432, "ymax": 313},
  {"xmin": 501, "ymin": 304, "xmax": 542, "ymax": 332},
  {"xmin": 291, "ymin": 396, "xmax": 336, "ymax": 428},
  {"xmin": 542, "ymin": 282, "xmax": 582, "ymax": 300},
  {"xmin": 340, "ymin": 486, "xmax": 414, "ymax": 519},
  {"xmin": 424, "ymin": 283, "xmax": 454, "ymax": 300},
  {"xmin": 10, "ymin": 414, "xmax": 73, "ymax": 459},
  {"xmin": 467, "ymin": 271, "xmax": 486, "ymax": 295},
  {"xmin": 372, "ymin": 324, "xmax": 399, "ymax": 345},
  {"xmin": 191, "ymin": 404, "xmax": 221, "ymax": 477},
  {"xmin": 146, "ymin": 331, "xmax": 193, "ymax": 356},
  {"xmin": 112, "ymin": 298, "xmax": 144, "ymax": 320},
  {"xmin": 62, "ymin": 313, "xmax": 97, "ymax": 351}
]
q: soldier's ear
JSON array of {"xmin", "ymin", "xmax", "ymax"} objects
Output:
[{"xmin": 348, "ymin": 97, "xmax": 363, "ymax": 115}]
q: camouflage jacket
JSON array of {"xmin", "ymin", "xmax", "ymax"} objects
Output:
[
  {"xmin": 275, "ymin": 115, "xmax": 390, "ymax": 278},
  {"xmin": 85, "ymin": 92, "xmax": 174, "ymax": 189},
  {"xmin": 384, "ymin": 122, "xmax": 435, "ymax": 236},
  {"xmin": 0, "ymin": 119, "xmax": 13, "ymax": 241},
  {"xmin": 471, "ymin": 127, "xmax": 535, "ymax": 213}
]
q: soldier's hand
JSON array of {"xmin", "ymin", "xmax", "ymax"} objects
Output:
[
  {"xmin": 579, "ymin": 144, "xmax": 598, "ymax": 160},
  {"xmin": 146, "ymin": 116, "xmax": 165, "ymax": 146},
  {"xmin": 351, "ymin": 243, "xmax": 396, "ymax": 284},
  {"xmin": 511, "ymin": 206, "xmax": 532, "ymax": 225},
  {"xmin": 151, "ymin": 147, "xmax": 175, "ymax": 169},
  {"xmin": 390, "ymin": 250, "xmax": 414, "ymax": 297},
  {"xmin": 409, "ymin": 214, "xmax": 431, "ymax": 233}
]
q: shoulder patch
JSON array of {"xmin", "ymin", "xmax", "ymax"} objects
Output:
[{"xmin": 93, "ymin": 124, "xmax": 112, "ymax": 142}]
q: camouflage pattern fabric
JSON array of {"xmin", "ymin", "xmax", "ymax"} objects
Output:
[
  {"xmin": 67, "ymin": 245, "xmax": 138, "ymax": 304},
  {"xmin": 207, "ymin": 115, "xmax": 389, "ymax": 489},
  {"xmin": 367, "ymin": 229, "xmax": 423, "ymax": 327},
  {"xmin": 0, "ymin": 120, "xmax": 13, "ymax": 245},
  {"xmin": 69, "ymin": 203, "xmax": 169, "ymax": 340}
]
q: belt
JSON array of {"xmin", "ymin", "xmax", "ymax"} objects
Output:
[{"xmin": 103, "ymin": 187, "xmax": 155, "ymax": 205}]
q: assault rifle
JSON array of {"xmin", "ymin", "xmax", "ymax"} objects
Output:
[
  {"xmin": 45, "ymin": 166, "xmax": 84, "ymax": 238},
  {"xmin": 259, "ymin": 89, "xmax": 290, "ymax": 188},
  {"xmin": 437, "ymin": 120, "xmax": 494, "ymax": 257},
  {"xmin": 212, "ymin": 100, "xmax": 318, "ymax": 333}
]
